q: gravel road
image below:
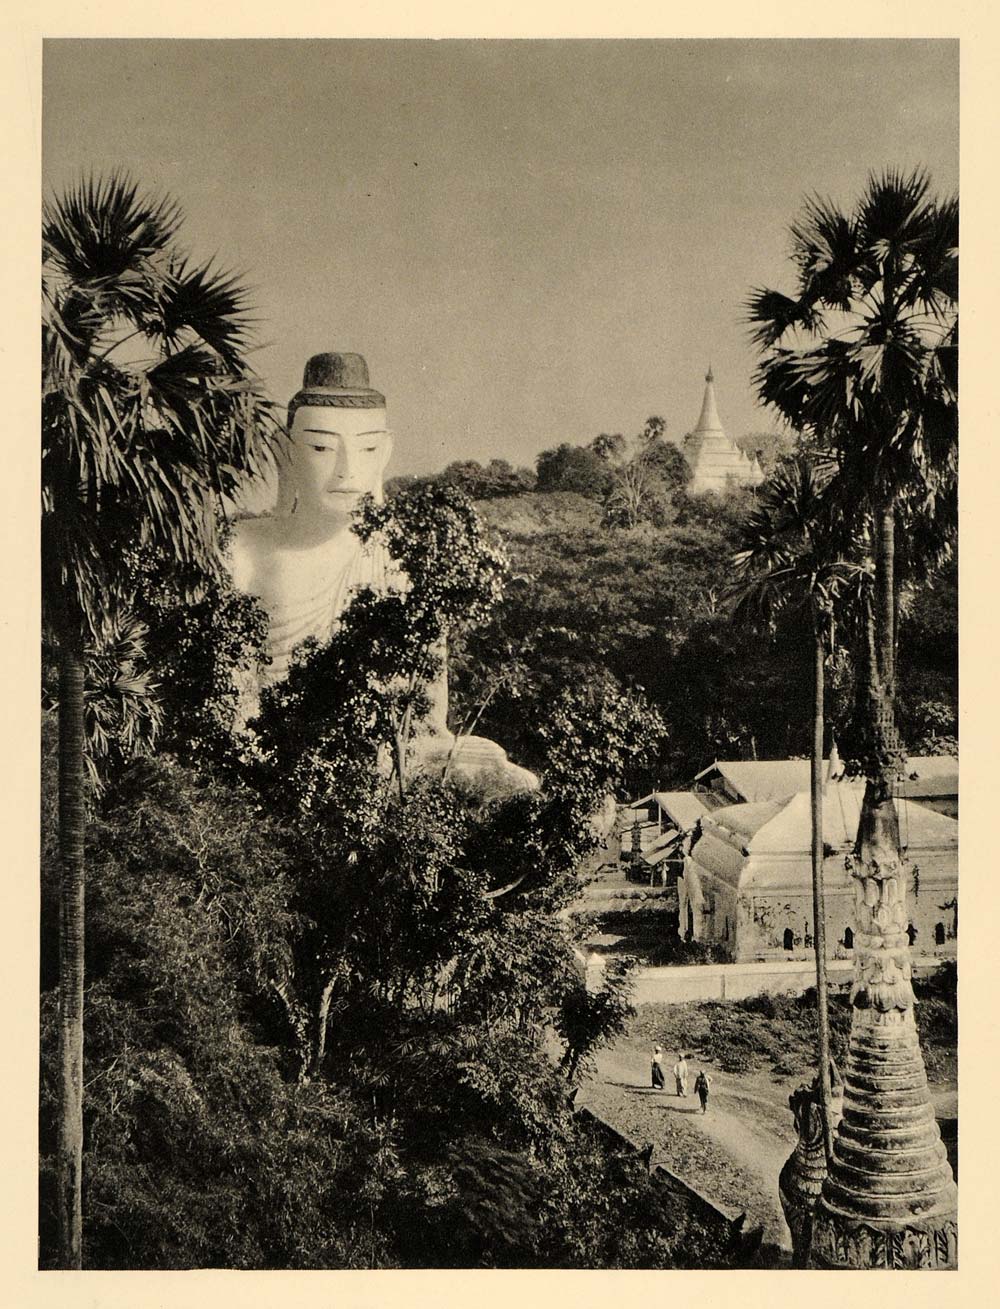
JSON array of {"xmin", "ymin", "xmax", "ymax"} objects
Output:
[
  {"xmin": 578, "ymin": 1036, "xmax": 959, "ymax": 1257},
  {"xmin": 580, "ymin": 1042, "xmax": 795, "ymax": 1249}
]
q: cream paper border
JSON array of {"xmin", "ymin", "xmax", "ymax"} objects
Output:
[{"xmin": 2, "ymin": 3, "xmax": 993, "ymax": 1306}]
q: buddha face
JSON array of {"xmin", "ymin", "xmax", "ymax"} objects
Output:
[{"xmin": 288, "ymin": 404, "xmax": 393, "ymax": 516}]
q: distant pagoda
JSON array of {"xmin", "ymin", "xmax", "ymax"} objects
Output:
[{"xmin": 683, "ymin": 366, "xmax": 764, "ymax": 494}]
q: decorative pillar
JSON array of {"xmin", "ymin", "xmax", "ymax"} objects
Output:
[{"xmin": 809, "ymin": 804, "xmax": 958, "ymax": 1269}]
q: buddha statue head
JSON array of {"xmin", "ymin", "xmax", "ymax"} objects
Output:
[{"xmin": 276, "ymin": 352, "xmax": 394, "ymax": 520}]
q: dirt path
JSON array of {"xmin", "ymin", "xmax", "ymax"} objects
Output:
[
  {"xmin": 581, "ymin": 1043, "xmax": 795, "ymax": 1250},
  {"xmin": 580, "ymin": 1037, "xmax": 958, "ymax": 1258}
]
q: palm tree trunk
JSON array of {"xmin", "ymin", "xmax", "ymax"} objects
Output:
[
  {"xmin": 875, "ymin": 497, "xmax": 895, "ymax": 698},
  {"xmin": 809, "ymin": 610, "xmax": 834, "ymax": 1165},
  {"xmin": 56, "ymin": 636, "xmax": 86, "ymax": 1269}
]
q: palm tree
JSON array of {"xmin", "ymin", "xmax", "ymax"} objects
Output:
[
  {"xmin": 747, "ymin": 169, "xmax": 958, "ymax": 1268},
  {"xmin": 42, "ymin": 173, "xmax": 278, "ymax": 1267},
  {"xmin": 733, "ymin": 454, "xmax": 868, "ymax": 1166}
]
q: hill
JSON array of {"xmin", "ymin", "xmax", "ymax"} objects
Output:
[{"xmin": 448, "ymin": 488, "xmax": 957, "ymax": 795}]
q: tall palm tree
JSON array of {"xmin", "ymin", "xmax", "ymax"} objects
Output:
[
  {"xmin": 42, "ymin": 173, "xmax": 278, "ymax": 1267},
  {"xmin": 747, "ymin": 169, "xmax": 958, "ymax": 1268},
  {"xmin": 733, "ymin": 454, "xmax": 868, "ymax": 1166}
]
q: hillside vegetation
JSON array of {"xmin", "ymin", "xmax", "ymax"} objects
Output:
[{"xmin": 450, "ymin": 486, "xmax": 956, "ymax": 793}]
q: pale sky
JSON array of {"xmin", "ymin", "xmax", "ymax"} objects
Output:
[{"xmin": 42, "ymin": 39, "xmax": 958, "ymax": 477}]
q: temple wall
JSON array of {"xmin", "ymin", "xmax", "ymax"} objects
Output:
[{"xmin": 680, "ymin": 849, "xmax": 957, "ymax": 962}]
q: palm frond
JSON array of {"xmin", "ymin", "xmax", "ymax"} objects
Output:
[
  {"xmin": 160, "ymin": 256, "xmax": 257, "ymax": 368},
  {"xmin": 857, "ymin": 167, "xmax": 932, "ymax": 251},
  {"xmin": 789, "ymin": 193, "xmax": 860, "ymax": 309},
  {"xmin": 729, "ymin": 452, "xmax": 868, "ymax": 642},
  {"xmin": 77, "ymin": 610, "xmax": 163, "ymax": 792},
  {"xmin": 904, "ymin": 193, "xmax": 959, "ymax": 316},
  {"xmin": 745, "ymin": 288, "xmax": 822, "ymax": 348},
  {"xmin": 752, "ymin": 340, "xmax": 862, "ymax": 435},
  {"xmin": 43, "ymin": 171, "xmax": 278, "ymax": 640},
  {"xmin": 42, "ymin": 171, "xmax": 180, "ymax": 287}
]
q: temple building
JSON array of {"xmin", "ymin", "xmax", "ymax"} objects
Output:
[
  {"xmin": 682, "ymin": 367, "xmax": 764, "ymax": 494},
  {"xmin": 618, "ymin": 753, "xmax": 958, "ymax": 947},
  {"xmin": 677, "ymin": 785, "xmax": 958, "ymax": 961}
]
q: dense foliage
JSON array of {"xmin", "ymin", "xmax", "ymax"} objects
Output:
[
  {"xmin": 39, "ymin": 730, "xmax": 736, "ymax": 1269},
  {"xmin": 452, "ymin": 484, "xmax": 955, "ymax": 791},
  {"xmin": 39, "ymin": 172, "xmax": 957, "ymax": 1270},
  {"xmin": 39, "ymin": 398, "xmax": 957, "ymax": 1272},
  {"xmin": 39, "ymin": 479, "xmax": 749, "ymax": 1270}
]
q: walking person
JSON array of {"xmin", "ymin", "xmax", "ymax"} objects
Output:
[
  {"xmin": 695, "ymin": 1069, "xmax": 713, "ymax": 1113},
  {"xmin": 651, "ymin": 1044, "xmax": 666, "ymax": 1090},
  {"xmin": 673, "ymin": 1052, "xmax": 689, "ymax": 1097}
]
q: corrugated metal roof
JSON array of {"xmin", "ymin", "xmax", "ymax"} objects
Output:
[
  {"xmin": 651, "ymin": 791, "xmax": 710, "ymax": 831},
  {"xmin": 693, "ymin": 759, "xmax": 821, "ymax": 801},
  {"xmin": 640, "ymin": 829, "xmax": 683, "ymax": 864},
  {"xmin": 704, "ymin": 800, "xmax": 787, "ymax": 841},
  {"xmin": 693, "ymin": 756, "xmax": 957, "ymax": 805},
  {"xmin": 642, "ymin": 846, "xmax": 677, "ymax": 867}
]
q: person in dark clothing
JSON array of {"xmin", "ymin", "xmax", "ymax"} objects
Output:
[{"xmin": 694, "ymin": 1069, "xmax": 712, "ymax": 1113}]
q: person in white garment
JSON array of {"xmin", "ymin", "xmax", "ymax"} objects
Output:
[{"xmin": 673, "ymin": 1052, "xmax": 689, "ymax": 1097}]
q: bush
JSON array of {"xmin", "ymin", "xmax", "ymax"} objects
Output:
[
  {"xmin": 738, "ymin": 992, "xmax": 777, "ymax": 1019},
  {"xmin": 919, "ymin": 959, "xmax": 957, "ymax": 1000},
  {"xmin": 630, "ymin": 972, "xmax": 955, "ymax": 1086},
  {"xmin": 535, "ymin": 444, "xmax": 613, "ymax": 499}
]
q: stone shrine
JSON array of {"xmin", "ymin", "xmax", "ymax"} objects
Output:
[{"xmin": 808, "ymin": 810, "xmax": 958, "ymax": 1269}]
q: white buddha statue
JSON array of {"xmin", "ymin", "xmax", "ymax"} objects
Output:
[{"xmin": 228, "ymin": 351, "xmax": 537, "ymax": 793}]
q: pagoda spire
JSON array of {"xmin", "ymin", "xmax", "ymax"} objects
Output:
[
  {"xmin": 694, "ymin": 365, "xmax": 724, "ymax": 435},
  {"xmin": 683, "ymin": 364, "xmax": 764, "ymax": 493}
]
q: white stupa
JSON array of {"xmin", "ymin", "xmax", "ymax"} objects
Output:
[{"xmin": 683, "ymin": 366, "xmax": 764, "ymax": 494}]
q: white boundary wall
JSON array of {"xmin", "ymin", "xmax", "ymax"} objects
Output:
[{"xmin": 584, "ymin": 954, "xmax": 951, "ymax": 1005}]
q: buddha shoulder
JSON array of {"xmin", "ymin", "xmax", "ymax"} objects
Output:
[{"xmin": 225, "ymin": 515, "xmax": 285, "ymax": 593}]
